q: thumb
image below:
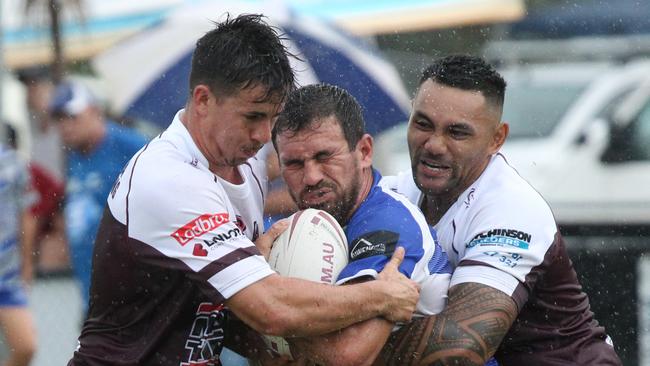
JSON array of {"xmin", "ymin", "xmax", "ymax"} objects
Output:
[
  {"xmin": 385, "ymin": 246, "xmax": 405, "ymax": 271},
  {"xmin": 266, "ymin": 218, "xmax": 290, "ymax": 241}
]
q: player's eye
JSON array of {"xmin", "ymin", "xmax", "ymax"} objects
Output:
[{"xmin": 314, "ymin": 151, "xmax": 333, "ymax": 162}]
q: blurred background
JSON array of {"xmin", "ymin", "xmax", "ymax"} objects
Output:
[{"xmin": 1, "ymin": 0, "xmax": 649, "ymax": 365}]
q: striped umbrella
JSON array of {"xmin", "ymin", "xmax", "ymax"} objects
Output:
[{"xmin": 93, "ymin": 0, "xmax": 410, "ymax": 136}]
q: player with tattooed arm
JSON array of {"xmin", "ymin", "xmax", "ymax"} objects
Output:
[{"xmin": 379, "ymin": 55, "xmax": 621, "ymax": 366}]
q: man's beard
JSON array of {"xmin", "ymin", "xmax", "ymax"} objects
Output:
[{"xmin": 295, "ymin": 176, "xmax": 361, "ymax": 226}]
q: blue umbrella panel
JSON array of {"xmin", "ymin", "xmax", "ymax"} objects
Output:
[{"xmin": 124, "ymin": 28, "xmax": 408, "ymax": 136}]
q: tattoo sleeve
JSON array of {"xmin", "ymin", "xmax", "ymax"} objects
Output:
[{"xmin": 378, "ymin": 282, "xmax": 518, "ymax": 366}]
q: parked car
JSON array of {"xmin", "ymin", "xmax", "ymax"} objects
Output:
[{"xmin": 373, "ymin": 59, "xmax": 650, "ymax": 228}]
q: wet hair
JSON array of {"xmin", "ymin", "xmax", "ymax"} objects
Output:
[
  {"xmin": 272, "ymin": 84, "xmax": 364, "ymax": 151},
  {"xmin": 419, "ymin": 55, "xmax": 506, "ymax": 108},
  {"xmin": 189, "ymin": 14, "xmax": 296, "ymax": 102}
]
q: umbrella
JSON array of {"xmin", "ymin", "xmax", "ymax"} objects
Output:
[{"xmin": 93, "ymin": 0, "xmax": 410, "ymax": 136}]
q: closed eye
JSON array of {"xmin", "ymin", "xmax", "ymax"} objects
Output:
[
  {"xmin": 282, "ymin": 159, "xmax": 303, "ymax": 169},
  {"xmin": 414, "ymin": 119, "xmax": 430, "ymax": 128},
  {"xmin": 314, "ymin": 151, "xmax": 333, "ymax": 162},
  {"xmin": 449, "ymin": 124, "xmax": 474, "ymax": 139},
  {"xmin": 245, "ymin": 112, "xmax": 266, "ymax": 121},
  {"xmin": 410, "ymin": 112, "xmax": 433, "ymax": 130}
]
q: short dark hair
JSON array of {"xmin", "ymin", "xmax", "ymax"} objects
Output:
[
  {"xmin": 419, "ymin": 55, "xmax": 506, "ymax": 108},
  {"xmin": 272, "ymin": 84, "xmax": 364, "ymax": 151},
  {"xmin": 16, "ymin": 65, "xmax": 50, "ymax": 84},
  {"xmin": 189, "ymin": 14, "xmax": 295, "ymax": 102}
]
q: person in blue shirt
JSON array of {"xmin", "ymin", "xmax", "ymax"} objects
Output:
[
  {"xmin": 268, "ymin": 84, "xmax": 455, "ymax": 365},
  {"xmin": 49, "ymin": 81, "xmax": 147, "ymax": 312}
]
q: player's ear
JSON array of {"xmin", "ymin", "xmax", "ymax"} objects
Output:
[
  {"xmin": 356, "ymin": 133, "xmax": 373, "ymax": 168},
  {"xmin": 490, "ymin": 121, "xmax": 509, "ymax": 154},
  {"xmin": 191, "ymin": 84, "xmax": 212, "ymax": 116}
]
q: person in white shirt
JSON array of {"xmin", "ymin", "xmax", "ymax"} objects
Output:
[{"xmin": 379, "ymin": 55, "xmax": 621, "ymax": 366}]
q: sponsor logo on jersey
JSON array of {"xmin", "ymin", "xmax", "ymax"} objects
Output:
[
  {"xmin": 192, "ymin": 243, "xmax": 208, "ymax": 257},
  {"xmin": 349, "ymin": 230, "xmax": 398, "ymax": 260},
  {"xmin": 234, "ymin": 215, "xmax": 260, "ymax": 241},
  {"xmin": 467, "ymin": 228, "xmax": 532, "ymax": 250},
  {"xmin": 171, "ymin": 213, "xmax": 230, "ymax": 246},
  {"xmin": 181, "ymin": 303, "xmax": 225, "ymax": 366},
  {"xmin": 201, "ymin": 228, "xmax": 244, "ymax": 248}
]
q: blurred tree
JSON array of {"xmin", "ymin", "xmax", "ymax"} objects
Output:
[{"xmin": 23, "ymin": 0, "xmax": 85, "ymax": 83}]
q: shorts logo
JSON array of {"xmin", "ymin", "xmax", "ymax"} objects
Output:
[
  {"xmin": 182, "ymin": 303, "xmax": 225, "ymax": 366},
  {"xmin": 172, "ymin": 213, "xmax": 230, "ymax": 246},
  {"xmin": 467, "ymin": 228, "xmax": 532, "ymax": 249}
]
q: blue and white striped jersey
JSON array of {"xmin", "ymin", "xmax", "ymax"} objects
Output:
[
  {"xmin": 0, "ymin": 145, "xmax": 35, "ymax": 289},
  {"xmin": 337, "ymin": 169, "xmax": 452, "ymax": 316}
]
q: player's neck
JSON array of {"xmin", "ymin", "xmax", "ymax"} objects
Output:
[
  {"xmin": 421, "ymin": 194, "xmax": 455, "ymax": 226},
  {"xmin": 211, "ymin": 164, "xmax": 243, "ymax": 185},
  {"xmin": 350, "ymin": 168, "xmax": 374, "ymax": 218}
]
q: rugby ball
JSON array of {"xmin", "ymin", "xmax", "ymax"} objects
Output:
[
  {"xmin": 264, "ymin": 208, "xmax": 349, "ymax": 358},
  {"xmin": 268, "ymin": 208, "xmax": 349, "ymax": 283}
]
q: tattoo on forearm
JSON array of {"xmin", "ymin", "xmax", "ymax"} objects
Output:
[{"xmin": 378, "ymin": 283, "xmax": 517, "ymax": 366}]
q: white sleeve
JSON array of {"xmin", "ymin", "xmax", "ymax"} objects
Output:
[
  {"xmin": 122, "ymin": 160, "xmax": 274, "ymax": 299},
  {"xmin": 450, "ymin": 194, "xmax": 557, "ymax": 299}
]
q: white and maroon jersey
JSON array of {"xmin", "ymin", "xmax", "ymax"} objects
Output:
[
  {"xmin": 69, "ymin": 111, "xmax": 274, "ymax": 366},
  {"xmin": 380, "ymin": 153, "xmax": 620, "ymax": 366}
]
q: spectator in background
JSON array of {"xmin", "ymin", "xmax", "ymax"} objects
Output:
[
  {"xmin": 49, "ymin": 81, "xmax": 147, "ymax": 312},
  {"xmin": 17, "ymin": 66, "xmax": 64, "ymax": 180},
  {"xmin": 0, "ymin": 141, "xmax": 37, "ymax": 366},
  {"xmin": 16, "ymin": 66, "xmax": 69, "ymax": 276}
]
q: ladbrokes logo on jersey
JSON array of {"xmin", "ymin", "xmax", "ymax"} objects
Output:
[
  {"xmin": 467, "ymin": 228, "xmax": 532, "ymax": 250},
  {"xmin": 171, "ymin": 213, "xmax": 229, "ymax": 246}
]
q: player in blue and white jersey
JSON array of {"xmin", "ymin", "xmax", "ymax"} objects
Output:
[
  {"xmin": 272, "ymin": 84, "xmax": 454, "ymax": 365},
  {"xmin": 0, "ymin": 143, "xmax": 37, "ymax": 366}
]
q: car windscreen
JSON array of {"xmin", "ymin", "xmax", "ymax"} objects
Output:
[{"xmin": 503, "ymin": 84, "xmax": 586, "ymax": 139}]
